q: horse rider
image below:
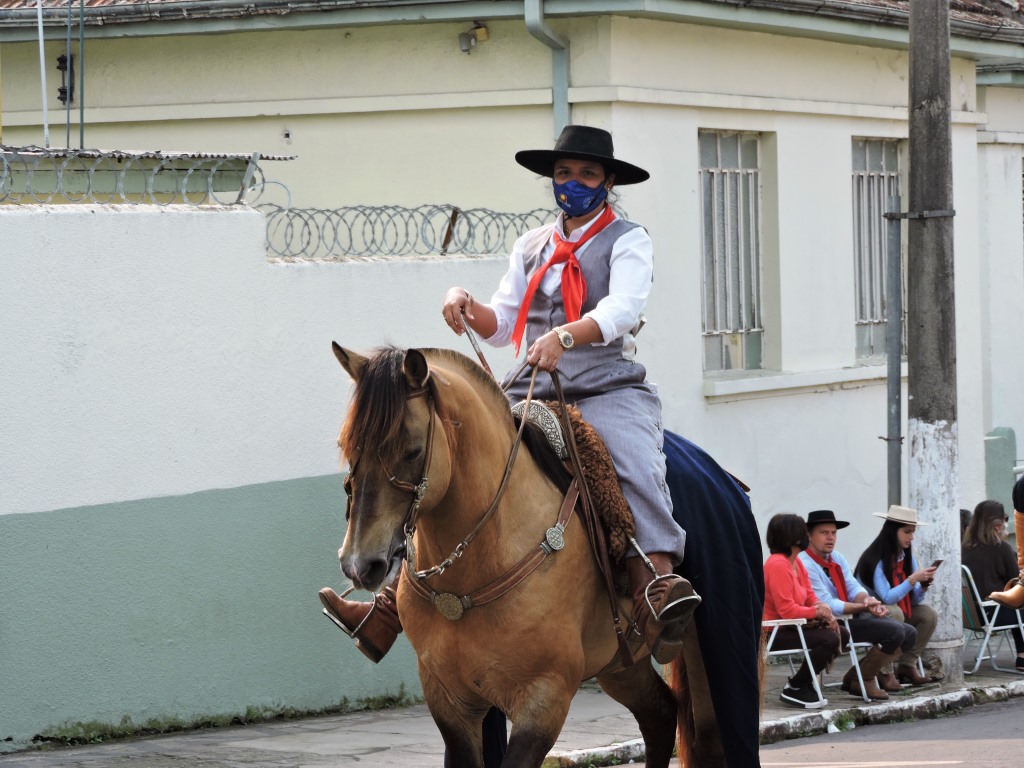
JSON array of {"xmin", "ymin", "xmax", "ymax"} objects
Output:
[{"xmin": 320, "ymin": 125, "xmax": 701, "ymax": 667}]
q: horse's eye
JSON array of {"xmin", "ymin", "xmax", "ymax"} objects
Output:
[{"xmin": 404, "ymin": 446, "xmax": 423, "ymax": 463}]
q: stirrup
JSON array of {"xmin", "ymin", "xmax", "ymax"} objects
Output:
[
  {"xmin": 645, "ymin": 575, "xmax": 702, "ymax": 624},
  {"xmin": 321, "ymin": 585, "xmax": 375, "ymax": 639}
]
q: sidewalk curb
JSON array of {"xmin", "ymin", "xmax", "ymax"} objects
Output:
[
  {"xmin": 759, "ymin": 678, "xmax": 1024, "ymax": 744},
  {"xmin": 545, "ymin": 679, "xmax": 1024, "ymax": 766}
]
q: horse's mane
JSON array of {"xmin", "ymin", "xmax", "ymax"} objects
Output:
[
  {"xmin": 339, "ymin": 346, "xmax": 513, "ymax": 464},
  {"xmin": 418, "ymin": 347, "xmax": 514, "ymax": 415}
]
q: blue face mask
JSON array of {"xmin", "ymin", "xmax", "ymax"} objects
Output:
[{"xmin": 552, "ymin": 178, "xmax": 609, "ymax": 218}]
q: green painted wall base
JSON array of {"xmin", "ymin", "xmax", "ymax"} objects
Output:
[{"xmin": 0, "ymin": 475, "xmax": 421, "ymax": 752}]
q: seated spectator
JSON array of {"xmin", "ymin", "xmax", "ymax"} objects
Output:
[
  {"xmin": 799, "ymin": 510, "xmax": 916, "ymax": 700},
  {"xmin": 990, "ymin": 475, "xmax": 1024, "ymax": 609},
  {"xmin": 962, "ymin": 499, "xmax": 1024, "ymax": 670},
  {"xmin": 853, "ymin": 505, "xmax": 939, "ymax": 686},
  {"xmin": 763, "ymin": 513, "xmax": 849, "ymax": 709}
]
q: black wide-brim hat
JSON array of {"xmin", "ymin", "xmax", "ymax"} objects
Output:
[
  {"xmin": 806, "ymin": 510, "xmax": 850, "ymax": 530},
  {"xmin": 515, "ymin": 125, "xmax": 650, "ymax": 185}
]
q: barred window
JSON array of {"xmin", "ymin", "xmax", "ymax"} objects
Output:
[
  {"xmin": 698, "ymin": 130, "xmax": 763, "ymax": 372},
  {"xmin": 852, "ymin": 138, "xmax": 903, "ymax": 360}
]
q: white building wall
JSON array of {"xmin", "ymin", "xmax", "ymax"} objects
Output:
[
  {"xmin": 951, "ymin": 121, "xmax": 989, "ymax": 511},
  {"xmin": 0, "ymin": 206, "xmax": 516, "ymax": 515},
  {"xmin": 977, "ymin": 138, "xmax": 1024, "ymax": 443},
  {"xmin": 0, "ymin": 13, "xmax": 1010, "ymax": 551}
]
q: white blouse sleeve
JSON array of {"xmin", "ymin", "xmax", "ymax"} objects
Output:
[
  {"xmin": 583, "ymin": 225, "xmax": 653, "ymax": 344},
  {"xmin": 484, "ymin": 233, "xmax": 530, "ymax": 348}
]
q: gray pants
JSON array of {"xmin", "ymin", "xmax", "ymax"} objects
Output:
[{"xmin": 506, "ymin": 368, "xmax": 686, "ymax": 564}]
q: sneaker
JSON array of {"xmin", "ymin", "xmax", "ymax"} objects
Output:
[
  {"xmin": 1015, "ymin": 656, "xmax": 1024, "ymax": 671},
  {"xmin": 779, "ymin": 683, "xmax": 827, "ymax": 709}
]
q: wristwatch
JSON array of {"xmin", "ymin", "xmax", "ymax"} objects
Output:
[{"xmin": 554, "ymin": 326, "xmax": 575, "ymax": 350}]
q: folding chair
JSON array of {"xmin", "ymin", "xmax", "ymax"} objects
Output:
[
  {"xmin": 961, "ymin": 564, "xmax": 1024, "ymax": 674},
  {"xmin": 762, "ymin": 618, "xmax": 827, "ymax": 705},
  {"xmin": 821, "ymin": 615, "xmax": 873, "ymax": 703}
]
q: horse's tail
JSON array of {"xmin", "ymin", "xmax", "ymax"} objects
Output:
[
  {"xmin": 666, "ymin": 655, "xmax": 696, "ymax": 768},
  {"xmin": 668, "ymin": 625, "xmax": 767, "ymax": 767}
]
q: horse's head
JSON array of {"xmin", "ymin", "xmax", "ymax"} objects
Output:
[{"xmin": 332, "ymin": 342, "xmax": 454, "ymax": 591}]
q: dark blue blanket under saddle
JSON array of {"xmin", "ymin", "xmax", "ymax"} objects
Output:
[{"xmin": 665, "ymin": 430, "xmax": 765, "ymax": 768}]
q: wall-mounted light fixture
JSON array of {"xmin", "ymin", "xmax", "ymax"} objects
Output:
[
  {"xmin": 56, "ymin": 54, "xmax": 75, "ymax": 105},
  {"xmin": 459, "ymin": 22, "xmax": 490, "ymax": 54}
]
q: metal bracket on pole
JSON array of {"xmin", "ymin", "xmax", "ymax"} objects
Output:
[{"xmin": 884, "ymin": 209, "xmax": 955, "ymax": 219}]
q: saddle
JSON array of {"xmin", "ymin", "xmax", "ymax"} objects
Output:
[{"xmin": 511, "ymin": 400, "xmax": 635, "ymax": 563}]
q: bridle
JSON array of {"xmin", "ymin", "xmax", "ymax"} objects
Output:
[
  {"xmin": 343, "ymin": 366, "xmax": 531, "ymax": 571},
  {"xmin": 346, "ymin": 363, "xmax": 555, "ymax": 616}
]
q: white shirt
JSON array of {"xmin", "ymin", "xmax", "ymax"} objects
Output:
[{"xmin": 485, "ymin": 210, "xmax": 653, "ymax": 349}]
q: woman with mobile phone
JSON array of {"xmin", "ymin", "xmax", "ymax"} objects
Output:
[
  {"xmin": 853, "ymin": 505, "xmax": 939, "ymax": 686},
  {"xmin": 962, "ymin": 500, "xmax": 1024, "ymax": 669}
]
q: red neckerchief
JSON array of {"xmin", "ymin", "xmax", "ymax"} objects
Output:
[
  {"xmin": 510, "ymin": 206, "xmax": 616, "ymax": 354},
  {"xmin": 803, "ymin": 547, "xmax": 849, "ymax": 602},
  {"xmin": 893, "ymin": 557, "xmax": 912, "ymax": 619}
]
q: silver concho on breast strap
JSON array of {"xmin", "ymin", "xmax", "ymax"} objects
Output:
[{"xmin": 510, "ymin": 400, "xmax": 568, "ymax": 460}]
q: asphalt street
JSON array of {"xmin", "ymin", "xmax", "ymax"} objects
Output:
[{"xmin": 760, "ymin": 697, "xmax": 1023, "ymax": 767}]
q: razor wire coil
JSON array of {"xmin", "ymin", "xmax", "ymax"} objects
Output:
[
  {"xmin": 0, "ymin": 145, "xmax": 267, "ymax": 206},
  {"xmin": 260, "ymin": 204, "xmax": 555, "ymax": 261}
]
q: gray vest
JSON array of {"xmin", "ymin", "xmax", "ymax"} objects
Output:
[{"xmin": 513, "ymin": 217, "xmax": 645, "ymax": 388}]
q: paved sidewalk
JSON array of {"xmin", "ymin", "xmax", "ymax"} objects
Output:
[{"xmin": 1, "ymin": 652, "xmax": 1022, "ymax": 767}]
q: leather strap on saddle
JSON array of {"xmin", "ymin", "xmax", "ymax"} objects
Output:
[{"xmin": 551, "ymin": 372, "xmax": 636, "ymax": 669}]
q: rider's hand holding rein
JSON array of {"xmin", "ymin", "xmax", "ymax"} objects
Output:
[
  {"xmin": 442, "ymin": 287, "xmax": 496, "ymax": 338},
  {"xmin": 525, "ymin": 318, "xmax": 602, "ymax": 373},
  {"xmin": 442, "ymin": 285, "xmax": 605, "ymax": 374}
]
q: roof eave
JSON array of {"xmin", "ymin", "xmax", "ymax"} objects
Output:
[{"xmin": 1, "ymin": 0, "xmax": 1023, "ymax": 67}]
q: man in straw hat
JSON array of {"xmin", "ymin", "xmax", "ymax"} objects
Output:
[{"xmin": 799, "ymin": 509, "xmax": 918, "ymax": 700}]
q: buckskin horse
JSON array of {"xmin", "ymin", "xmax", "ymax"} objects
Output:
[{"xmin": 331, "ymin": 343, "xmax": 764, "ymax": 768}]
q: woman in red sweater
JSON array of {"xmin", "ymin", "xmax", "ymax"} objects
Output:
[{"xmin": 764, "ymin": 513, "xmax": 849, "ymax": 708}]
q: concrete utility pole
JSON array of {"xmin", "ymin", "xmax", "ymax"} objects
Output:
[{"xmin": 906, "ymin": 0, "xmax": 962, "ymax": 685}]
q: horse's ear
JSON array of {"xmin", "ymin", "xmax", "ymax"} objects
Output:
[
  {"xmin": 333, "ymin": 342, "xmax": 367, "ymax": 382},
  {"xmin": 403, "ymin": 349, "xmax": 430, "ymax": 389}
]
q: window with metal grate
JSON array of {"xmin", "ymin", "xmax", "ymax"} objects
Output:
[
  {"xmin": 698, "ymin": 130, "xmax": 764, "ymax": 372},
  {"xmin": 851, "ymin": 138, "xmax": 905, "ymax": 361}
]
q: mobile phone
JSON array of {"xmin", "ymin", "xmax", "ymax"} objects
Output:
[{"xmin": 930, "ymin": 559, "xmax": 943, "ymax": 568}]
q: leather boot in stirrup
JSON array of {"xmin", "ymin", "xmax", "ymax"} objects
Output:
[
  {"xmin": 626, "ymin": 552, "xmax": 702, "ymax": 664},
  {"xmin": 319, "ymin": 585, "xmax": 402, "ymax": 664}
]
